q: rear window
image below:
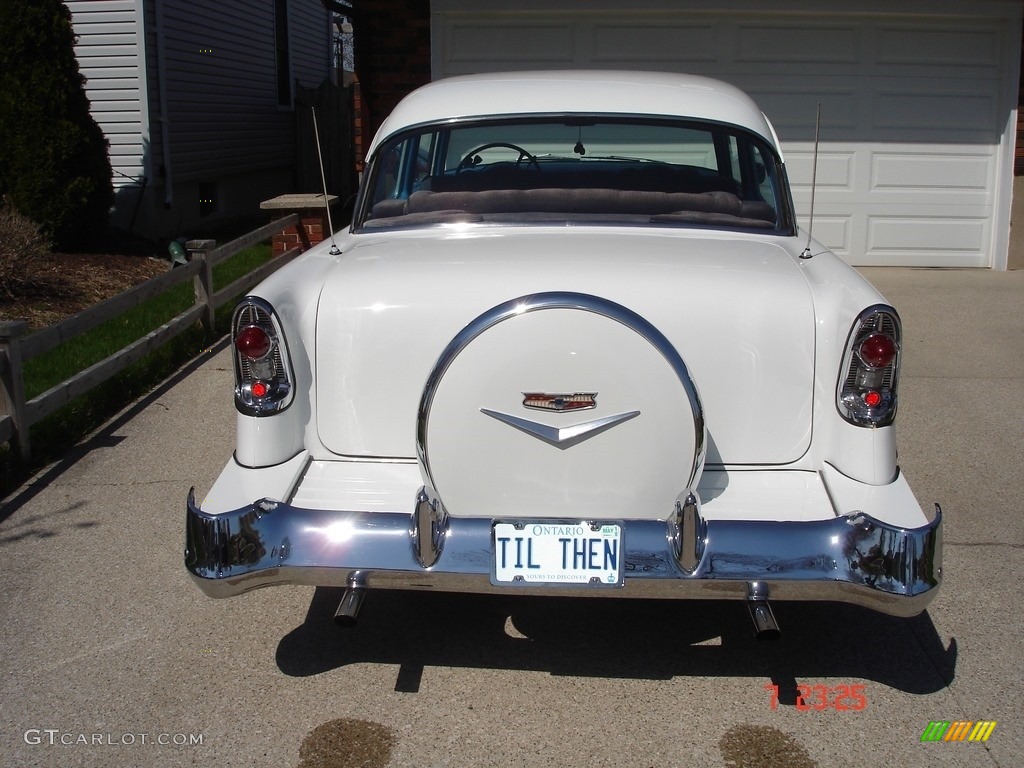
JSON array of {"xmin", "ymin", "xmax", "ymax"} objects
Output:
[{"xmin": 355, "ymin": 117, "xmax": 791, "ymax": 234}]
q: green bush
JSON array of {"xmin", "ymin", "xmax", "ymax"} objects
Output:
[{"xmin": 0, "ymin": 0, "xmax": 114, "ymax": 249}]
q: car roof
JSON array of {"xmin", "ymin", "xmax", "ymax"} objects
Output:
[{"xmin": 368, "ymin": 70, "xmax": 782, "ymax": 158}]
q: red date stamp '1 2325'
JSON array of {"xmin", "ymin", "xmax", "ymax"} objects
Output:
[{"xmin": 765, "ymin": 683, "xmax": 868, "ymax": 711}]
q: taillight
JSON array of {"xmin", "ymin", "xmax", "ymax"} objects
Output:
[
  {"xmin": 232, "ymin": 298, "xmax": 293, "ymax": 416},
  {"xmin": 235, "ymin": 325, "xmax": 272, "ymax": 361},
  {"xmin": 837, "ymin": 306, "xmax": 901, "ymax": 427},
  {"xmin": 858, "ymin": 333, "xmax": 897, "ymax": 369}
]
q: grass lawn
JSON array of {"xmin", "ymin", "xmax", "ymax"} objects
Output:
[
  {"xmin": 1, "ymin": 242, "xmax": 274, "ymax": 491},
  {"xmin": 23, "ymin": 243, "xmax": 271, "ymax": 398}
]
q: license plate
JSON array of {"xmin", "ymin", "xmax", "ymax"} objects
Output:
[{"xmin": 492, "ymin": 521, "xmax": 623, "ymax": 586}]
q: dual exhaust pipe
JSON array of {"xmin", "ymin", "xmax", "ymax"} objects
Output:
[{"xmin": 333, "ymin": 576, "xmax": 781, "ymax": 640}]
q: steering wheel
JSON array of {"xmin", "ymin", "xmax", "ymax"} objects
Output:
[{"xmin": 457, "ymin": 142, "xmax": 541, "ymax": 172}]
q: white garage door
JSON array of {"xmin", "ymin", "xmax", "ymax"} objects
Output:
[{"xmin": 431, "ymin": 2, "xmax": 1021, "ymax": 267}]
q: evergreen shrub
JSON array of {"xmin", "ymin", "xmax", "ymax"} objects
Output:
[{"xmin": 0, "ymin": 0, "xmax": 114, "ymax": 249}]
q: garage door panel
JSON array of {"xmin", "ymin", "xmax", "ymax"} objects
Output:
[
  {"xmin": 797, "ymin": 210, "xmax": 990, "ymax": 267},
  {"xmin": 445, "ymin": 20, "xmax": 576, "ymax": 68},
  {"xmin": 787, "ymin": 151, "xmax": 855, "ymax": 192},
  {"xmin": 873, "ymin": 87, "xmax": 997, "ymax": 138},
  {"xmin": 861, "ymin": 249, "xmax": 989, "ymax": 268},
  {"xmin": 750, "ymin": 86, "xmax": 860, "ymax": 136},
  {"xmin": 592, "ymin": 22, "xmax": 718, "ymax": 63},
  {"xmin": 867, "ymin": 214, "xmax": 989, "ymax": 267},
  {"xmin": 870, "ymin": 152, "xmax": 993, "ymax": 199},
  {"xmin": 796, "ymin": 215, "xmax": 853, "ymax": 257},
  {"xmin": 735, "ymin": 23, "xmax": 860, "ymax": 64},
  {"xmin": 875, "ymin": 24, "xmax": 1002, "ymax": 70}
]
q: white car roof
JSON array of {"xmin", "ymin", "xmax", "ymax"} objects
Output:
[{"xmin": 368, "ymin": 71, "xmax": 782, "ymax": 158}]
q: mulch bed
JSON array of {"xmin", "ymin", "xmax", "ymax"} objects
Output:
[{"xmin": 0, "ymin": 251, "xmax": 169, "ymax": 330}]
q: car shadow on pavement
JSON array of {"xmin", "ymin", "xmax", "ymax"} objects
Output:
[
  {"xmin": 276, "ymin": 588, "xmax": 955, "ymax": 696},
  {"xmin": 0, "ymin": 337, "xmax": 230, "ymax": 526}
]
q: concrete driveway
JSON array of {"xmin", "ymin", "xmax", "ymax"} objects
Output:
[{"xmin": 1, "ymin": 268, "xmax": 1021, "ymax": 768}]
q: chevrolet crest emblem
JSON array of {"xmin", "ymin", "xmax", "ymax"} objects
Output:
[{"xmin": 522, "ymin": 392, "xmax": 597, "ymax": 412}]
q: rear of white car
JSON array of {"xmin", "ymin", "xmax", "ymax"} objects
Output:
[{"xmin": 186, "ymin": 71, "xmax": 940, "ymax": 635}]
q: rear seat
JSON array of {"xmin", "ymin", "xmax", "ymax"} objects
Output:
[
  {"xmin": 406, "ymin": 188, "xmax": 748, "ymax": 217},
  {"xmin": 368, "ymin": 165, "xmax": 775, "ymax": 223},
  {"xmin": 371, "ymin": 188, "xmax": 774, "ymax": 223},
  {"xmin": 418, "ymin": 165, "xmax": 738, "ymax": 194}
]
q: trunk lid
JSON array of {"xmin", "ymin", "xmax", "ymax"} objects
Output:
[{"xmin": 315, "ymin": 229, "xmax": 813, "ymax": 467}]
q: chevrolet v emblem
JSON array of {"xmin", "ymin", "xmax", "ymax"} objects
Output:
[
  {"xmin": 480, "ymin": 408, "xmax": 640, "ymax": 450},
  {"xmin": 523, "ymin": 392, "xmax": 596, "ymax": 412}
]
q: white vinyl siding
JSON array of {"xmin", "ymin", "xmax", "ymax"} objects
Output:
[
  {"xmin": 432, "ymin": 0, "xmax": 1022, "ymax": 268},
  {"xmin": 67, "ymin": 0, "xmax": 149, "ymax": 188}
]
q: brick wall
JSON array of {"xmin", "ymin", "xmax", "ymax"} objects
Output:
[
  {"xmin": 352, "ymin": 79, "xmax": 365, "ymax": 171},
  {"xmin": 273, "ymin": 211, "xmax": 329, "ymax": 255},
  {"xmin": 263, "ymin": 198, "xmax": 335, "ymax": 256},
  {"xmin": 353, "ymin": 0, "xmax": 431, "ymax": 145}
]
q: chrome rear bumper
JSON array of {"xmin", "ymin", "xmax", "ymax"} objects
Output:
[{"xmin": 185, "ymin": 489, "xmax": 941, "ymax": 617}]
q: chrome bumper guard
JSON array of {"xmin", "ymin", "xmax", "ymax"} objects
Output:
[{"xmin": 185, "ymin": 489, "xmax": 942, "ymax": 617}]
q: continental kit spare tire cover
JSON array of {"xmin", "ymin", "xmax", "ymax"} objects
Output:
[{"xmin": 417, "ymin": 292, "xmax": 705, "ymax": 521}]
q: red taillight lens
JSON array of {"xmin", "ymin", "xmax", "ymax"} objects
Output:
[
  {"xmin": 235, "ymin": 325, "xmax": 272, "ymax": 360},
  {"xmin": 858, "ymin": 333, "xmax": 897, "ymax": 369},
  {"xmin": 232, "ymin": 299, "xmax": 293, "ymax": 416},
  {"xmin": 837, "ymin": 307, "xmax": 901, "ymax": 428}
]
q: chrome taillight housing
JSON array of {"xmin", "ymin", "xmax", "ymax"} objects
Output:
[
  {"xmin": 837, "ymin": 305, "xmax": 901, "ymax": 427},
  {"xmin": 232, "ymin": 297, "xmax": 293, "ymax": 416}
]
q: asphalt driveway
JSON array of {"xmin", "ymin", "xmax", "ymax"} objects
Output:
[{"xmin": 1, "ymin": 267, "xmax": 1021, "ymax": 768}]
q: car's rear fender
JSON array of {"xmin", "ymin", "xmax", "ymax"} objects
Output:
[
  {"xmin": 232, "ymin": 243, "xmax": 340, "ymax": 468},
  {"xmin": 797, "ymin": 242, "xmax": 901, "ymax": 485}
]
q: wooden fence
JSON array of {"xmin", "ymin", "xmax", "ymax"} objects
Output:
[{"xmin": 0, "ymin": 214, "xmax": 304, "ymax": 461}]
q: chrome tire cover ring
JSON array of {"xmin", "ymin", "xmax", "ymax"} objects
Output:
[{"xmin": 416, "ymin": 292, "xmax": 706, "ymax": 502}]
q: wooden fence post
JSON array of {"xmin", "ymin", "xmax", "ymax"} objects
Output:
[
  {"xmin": 0, "ymin": 320, "xmax": 30, "ymax": 461},
  {"xmin": 186, "ymin": 239, "xmax": 217, "ymax": 339}
]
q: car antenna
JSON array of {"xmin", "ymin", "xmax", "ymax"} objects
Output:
[
  {"xmin": 312, "ymin": 106, "xmax": 341, "ymax": 256},
  {"xmin": 800, "ymin": 102, "xmax": 821, "ymax": 260}
]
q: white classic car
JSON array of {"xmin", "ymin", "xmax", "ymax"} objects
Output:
[{"xmin": 186, "ymin": 71, "xmax": 941, "ymax": 637}]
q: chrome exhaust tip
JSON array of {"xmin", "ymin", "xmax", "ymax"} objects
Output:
[
  {"xmin": 746, "ymin": 581, "xmax": 781, "ymax": 640},
  {"xmin": 333, "ymin": 588, "xmax": 364, "ymax": 627},
  {"xmin": 748, "ymin": 601, "xmax": 781, "ymax": 641},
  {"xmin": 333, "ymin": 573, "xmax": 367, "ymax": 627}
]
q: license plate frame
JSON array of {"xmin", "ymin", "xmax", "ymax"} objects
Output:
[{"xmin": 491, "ymin": 520, "xmax": 624, "ymax": 587}]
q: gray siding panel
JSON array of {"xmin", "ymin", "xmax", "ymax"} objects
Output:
[
  {"xmin": 290, "ymin": 0, "xmax": 331, "ymax": 86},
  {"xmin": 68, "ymin": 0, "xmax": 146, "ymax": 187},
  {"xmin": 160, "ymin": 0, "xmax": 292, "ymax": 180},
  {"xmin": 73, "ymin": 0, "xmax": 333, "ymax": 209}
]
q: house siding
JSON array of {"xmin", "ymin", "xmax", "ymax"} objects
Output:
[
  {"xmin": 67, "ymin": 0, "xmax": 149, "ymax": 188},
  {"xmin": 154, "ymin": 0, "xmax": 330, "ymax": 183},
  {"xmin": 158, "ymin": 1, "xmax": 291, "ymax": 181},
  {"xmin": 290, "ymin": 0, "xmax": 332, "ymax": 87},
  {"xmin": 70, "ymin": 0, "xmax": 334, "ymax": 236}
]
